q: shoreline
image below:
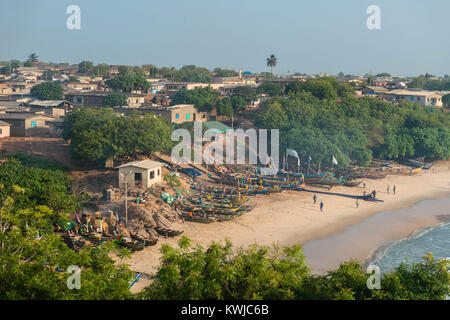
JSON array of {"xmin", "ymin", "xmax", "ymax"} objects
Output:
[{"xmin": 128, "ymin": 161, "xmax": 450, "ymax": 292}]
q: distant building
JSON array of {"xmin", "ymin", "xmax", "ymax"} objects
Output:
[
  {"xmin": 361, "ymin": 86, "xmax": 390, "ymax": 96},
  {"xmin": 0, "ymin": 120, "xmax": 11, "ymax": 138},
  {"xmin": 0, "ymin": 113, "xmax": 54, "ymax": 137},
  {"xmin": 65, "ymin": 91, "xmax": 145, "ymax": 108},
  {"xmin": 27, "ymin": 100, "xmax": 73, "ymax": 117},
  {"xmin": 144, "ymin": 104, "xmax": 208, "ymax": 124},
  {"xmin": 117, "ymin": 160, "xmax": 164, "ymax": 188},
  {"xmin": 384, "ymin": 90, "xmax": 443, "ymax": 107}
]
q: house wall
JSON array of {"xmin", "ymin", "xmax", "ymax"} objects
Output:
[
  {"xmin": 0, "ymin": 125, "xmax": 10, "ymax": 138},
  {"xmin": 118, "ymin": 165, "xmax": 162, "ymax": 188}
]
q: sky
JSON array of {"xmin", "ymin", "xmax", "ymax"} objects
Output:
[{"xmin": 0, "ymin": 0, "xmax": 449, "ymax": 77}]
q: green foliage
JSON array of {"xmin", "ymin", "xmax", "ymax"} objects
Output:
[
  {"xmin": 0, "ymin": 188, "xmax": 133, "ymax": 299},
  {"xmin": 140, "ymin": 237, "xmax": 308, "ymax": 300},
  {"xmin": 30, "ymin": 82, "xmax": 64, "ymax": 100},
  {"xmin": 408, "ymin": 76, "xmax": 450, "ymax": 91},
  {"xmin": 78, "ymin": 61, "xmax": 94, "ymax": 74},
  {"xmin": 172, "ymin": 87, "xmax": 218, "ymax": 112},
  {"xmin": 0, "ymin": 158, "xmax": 79, "ymax": 214},
  {"xmin": 104, "ymin": 93, "xmax": 128, "ymax": 107},
  {"xmin": 256, "ymin": 93, "xmax": 450, "ymax": 167},
  {"xmin": 213, "ymin": 67, "xmax": 238, "ymax": 77},
  {"xmin": 140, "ymin": 238, "xmax": 450, "ymax": 300},
  {"xmin": 258, "ymin": 82, "xmax": 281, "ymax": 96},
  {"xmin": 232, "ymin": 86, "xmax": 258, "ymax": 104},
  {"xmin": 91, "ymin": 63, "xmax": 110, "ymax": 77},
  {"xmin": 443, "ymin": 94, "xmax": 450, "ymax": 107},
  {"xmin": 216, "ymin": 97, "xmax": 234, "ymax": 118},
  {"xmin": 60, "ymin": 108, "xmax": 174, "ymax": 164},
  {"xmin": 285, "ymin": 77, "xmax": 354, "ymax": 100},
  {"xmin": 105, "ymin": 71, "xmax": 150, "ymax": 92}
]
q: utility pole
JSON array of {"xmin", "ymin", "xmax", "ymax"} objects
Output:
[{"xmin": 120, "ymin": 170, "xmax": 133, "ymax": 227}]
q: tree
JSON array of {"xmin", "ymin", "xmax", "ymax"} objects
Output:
[
  {"xmin": 232, "ymin": 86, "xmax": 257, "ymax": 104},
  {"xmin": 216, "ymin": 97, "xmax": 234, "ymax": 119},
  {"xmin": 30, "ymin": 82, "xmax": 64, "ymax": 100},
  {"xmin": 78, "ymin": 61, "xmax": 94, "ymax": 74},
  {"xmin": 266, "ymin": 54, "xmax": 277, "ymax": 75},
  {"xmin": 257, "ymin": 81, "xmax": 281, "ymax": 96},
  {"xmin": 91, "ymin": 63, "xmax": 110, "ymax": 77},
  {"xmin": 172, "ymin": 87, "xmax": 218, "ymax": 112},
  {"xmin": 28, "ymin": 53, "xmax": 38, "ymax": 64},
  {"xmin": 60, "ymin": 108, "xmax": 173, "ymax": 164},
  {"xmin": 139, "ymin": 237, "xmax": 450, "ymax": 300},
  {"xmin": 443, "ymin": 94, "xmax": 450, "ymax": 107},
  {"xmin": 213, "ymin": 67, "xmax": 238, "ymax": 77},
  {"xmin": 104, "ymin": 93, "xmax": 128, "ymax": 107},
  {"xmin": 105, "ymin": 72, "xmax": 150, "ymax": 92}
]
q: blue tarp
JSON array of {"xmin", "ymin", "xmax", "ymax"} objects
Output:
[{"xmin": 181, "ymin": 168, "xmax": 202, "ymax": 177}]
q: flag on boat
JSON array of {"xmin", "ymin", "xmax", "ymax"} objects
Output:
[
  {"xmin": 297, "ymin": 157, "xmax": 300, "ymax": 167},
  {"xmin": 332, "ymin": 155, "xmax": 338, "ymax": 165},
  {"xmin": 309, "ymin": 155, "xmax": 312, "ymax": 161},
  {"xmin": 283, "ymin": 153, "xmax": 286, "ymax": 170},
  {"xmin": 286, "ymin": 148, "xmax": 299, "ymax": 158}
]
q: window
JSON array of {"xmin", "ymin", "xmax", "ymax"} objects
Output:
[
  {"xmin": 31, "ymin": 120, "xmax": 37, "ymax": 127},
  {"xmin": 175, "ymin": 114, "xmax": 179, "ymax": 119},
  {"xmin": 157, "ymin": 169, "xmax": 160, "ymax": 176},
  {"xmin": 186, "ymin": 113, "xmax": 190, "ymax": 120},
  {"xmin": 150, "ymin": 170, "xmax": 155, "ymax": 179},
  {"xmin": 410, "ymin": 97, "xmax": 414, "ymax": 101},
  {"xmin": 77, "ymin": 97, "xmax": 82, "ymax": 103},
  {"xmin": 0, "ymin": 128, "xmax": 2, "ymax": 134}
]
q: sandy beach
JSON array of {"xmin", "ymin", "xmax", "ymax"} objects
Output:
[{"xmin": 129, "ymin": 161, "xmax": 450, "ymax": 292}]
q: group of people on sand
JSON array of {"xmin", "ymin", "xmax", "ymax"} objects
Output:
[
  {"xmin": 312, "ymin": 193, "xmax": 324, "ymax": 212},
  {"xmin": 312, "ymin": 181, "xmax": 399, "ymax": 212}
]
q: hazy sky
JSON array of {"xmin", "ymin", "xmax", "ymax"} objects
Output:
[{"xmin": 1, "ymin": 0, "xmax": 449, "ymax": 76}]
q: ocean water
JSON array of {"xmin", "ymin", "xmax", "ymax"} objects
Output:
[{"xmin": 369, "ymin": 221, "xmax": 450, "ymax": 274}]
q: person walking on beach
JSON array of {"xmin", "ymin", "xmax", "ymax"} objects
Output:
[
  {"xmin": 313, "ymin": 193, "xmax": 317, "ymax": 205},
  {"xmin": 356, "ymin": 199, "xmax": 359, "ymax": 208},
  {"xmin": 320, "ymin": 201, "xmax": 324, "ymax": 212},
  {"xmin": 387, "ymin": 185, "xmax": 390, "ymax": 194},
  {"xmin": 363, "ymin": 180, "xmax": 366, "ymax": 189},
  {"xmin": 393, "ymin": 185, "xmax": 396, "ymax": 195}
]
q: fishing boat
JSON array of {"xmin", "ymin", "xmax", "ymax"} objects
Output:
[{"xmin": 344, "ymin": 180, "xmax": 362, "ymax": 187}]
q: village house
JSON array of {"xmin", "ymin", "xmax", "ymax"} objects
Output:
[
  {"xmin": 117, "ymin": 160, "xmax": 164, "ymax": 188},
  {"xmin": 143, "ymin": 104, "xmax": 208, "ymax": 124},
  {"xmin": 164, "ymin": 82, "xmax": 224, "ymax": 97},
  {"xmin": 27, "ymin": 100, "xmax": 74, "ymax": 117},
  {"xmin": 0, "ymin": 113, "xmax": 54, "ymax": 137},
  {"xmin": 0, "ymin": 120, "xmax": 11, "ymax": 138},
  {"xmin": 65, "ymin": 91, "xmax": 145, "ymax": 108},
  {"xmin": 361, "ymin": 85, "xmax": 390, "ymax": 96},
  {"xmin": 384, "ymin": 90, "xmax": 443, "ymax": 107}
]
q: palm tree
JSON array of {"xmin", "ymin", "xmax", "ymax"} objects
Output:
[
  {"xmin": 28, "ymin": 53, "xmax": 38, "ymax": 64},
  {"xmin": 266, "ymin": 54, "xmax": 277, "ymax": 75}
]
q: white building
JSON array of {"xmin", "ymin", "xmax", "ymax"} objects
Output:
[
  {"xmin": 385, "ymin": 90, "xmax": 443, "ymax": 107},
  {"xmin": 117, "ymin": 160, "xmax": 164, "ymax": 188}
]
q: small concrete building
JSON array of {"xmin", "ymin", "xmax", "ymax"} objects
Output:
[
  {"xmin": 0, "ymin": 120, "xmax": 11, "ymax": 138},
  {"xmin": 117, "ymin": 160, "xmax": 164, "ymax": 188},
  {"xmin": 0, "ymin": 113, "xmax": 54, "ymax": 137},
  {"xmin": 144, "ymin": 104, "xmax": 208, "ymax": 124}
]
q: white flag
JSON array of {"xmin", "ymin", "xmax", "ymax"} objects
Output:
[
  {"xmin": 332, "ymin": 156, "xmax": 338, "ymax": 165},
  {"xmin": 286, "ymin": 148, "xmax": 299, "ymax": 159},
  {"xmin": 297, "ymin": 158, "xmax": 300, "ymax": 167}
]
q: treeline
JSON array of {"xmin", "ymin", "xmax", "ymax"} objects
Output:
[
  {"xmin": 408, "ymin": 75, "xmax": 450, "ymax": 91},
  {"xmin": 139, "ymin": 237, "xmax": 449, "ymax": 300},
  {"xmin": 256, "ymin": 78, "xmax": 450, "ymax": 167},
  {"xmin": 59, "ymin": 108, "xmax": 174, "ymax": 164},
  {"xmin": 0, "ymin": 156, "xmax": 133, "ymax": 299}
]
